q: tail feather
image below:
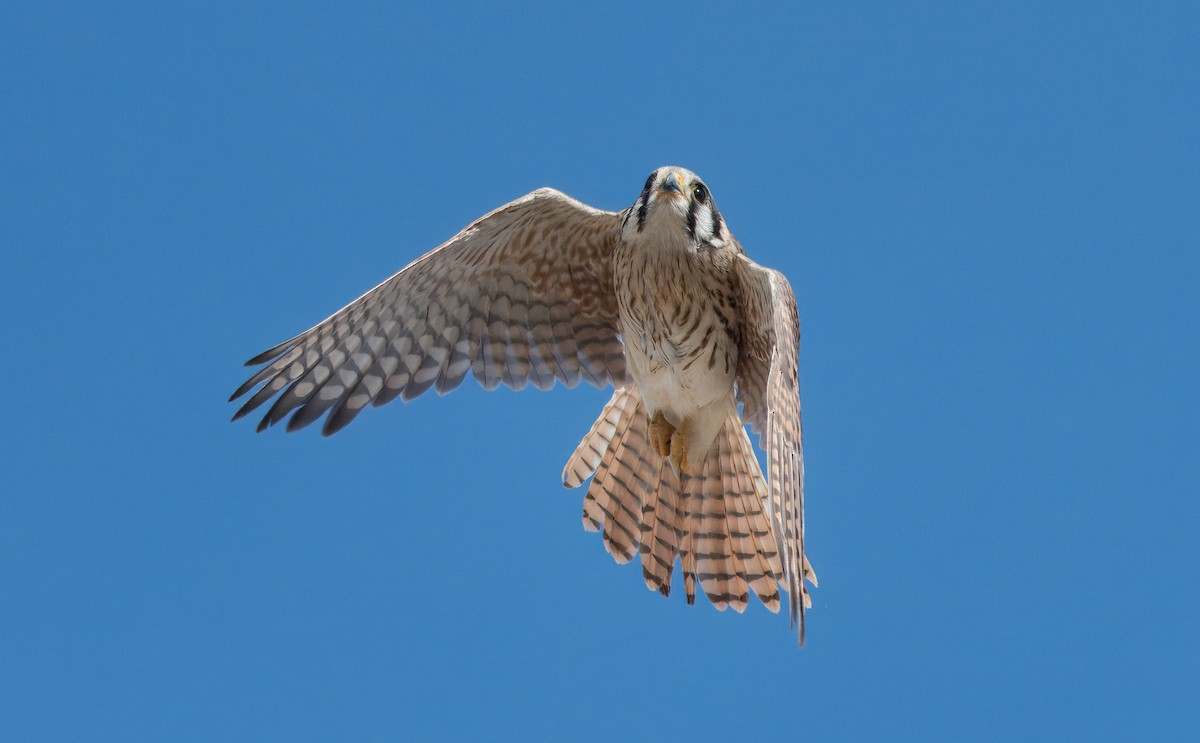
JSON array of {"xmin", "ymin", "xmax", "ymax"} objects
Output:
[
  {"xmin": 717, "ymin": 435, "xmax": 760, "ymax": 614},
  {"xmin": 680, "ymin": 496, "xmax": 697, "ymax": 605},
  {"xmin": 592, "ymin": 408, "xmax": 650, "ymax": 564},
  {"xmin": 686, "ymin": 446, "xmax": 739, "ymax": 609},
  {"xmin": 729, "ymin": 445, "xmax": 783, "ymax": 612},
  {"xmin": 564, "ymin": 388, "xmax": 807, "ymax": 618},
  {"xmin": 581, "ymin": 395, "xmax": 642, "ymax": 562},
  {"xmin": 563, "ymin": 387, "xmax": 635, "ymax": 489},
  {"xmin": 571, "ymin": 388, "xmax": 635, "ymax": 533},
  {"xmin": 639, "ymin": 461, "xmax": 680, "ymax": 596}
]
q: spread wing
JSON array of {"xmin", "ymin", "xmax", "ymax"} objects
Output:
[
  {"xmin": 231, "ymin": 188, "xmax": 628, "ymax": 435},
  {"xmin": 736, "ymin": 254, "xmax": 816, "ymax": 643}
]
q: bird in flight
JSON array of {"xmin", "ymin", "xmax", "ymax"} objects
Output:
[{"xmin": 231, "ymin": 167, "xmax": 817, "ymax": 641}]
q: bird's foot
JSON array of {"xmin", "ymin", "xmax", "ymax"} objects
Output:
[
  {"xmin": 669, "ymin": 419, "xmax": 693, "ymax": 473},
  {"xmin": 649, "ymin": 411, "xmax": 675, "ymax": 457}
]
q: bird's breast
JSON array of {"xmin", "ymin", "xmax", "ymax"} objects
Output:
[{"xmin": 613, "ymin": 243, "xmax": 739, "ymax": 415}]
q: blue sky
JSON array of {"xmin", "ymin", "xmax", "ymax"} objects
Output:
[{"xmin": 2, "ymin": 1, "xmax": 1197, "ymax": 740}]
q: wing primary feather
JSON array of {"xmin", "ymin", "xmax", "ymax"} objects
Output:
[{"xmin": 244, "ymin": 336, "xmax": 299, "ymax": 367}]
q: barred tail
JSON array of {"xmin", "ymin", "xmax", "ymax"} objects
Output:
[{"xmin": 564, "ymin": 390, "xmax": 794, "ymax": 614}]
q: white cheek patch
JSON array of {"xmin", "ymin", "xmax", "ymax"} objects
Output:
[{"xmin": 691, "ymin": 203, "xmax": 718, "ymax": 243}]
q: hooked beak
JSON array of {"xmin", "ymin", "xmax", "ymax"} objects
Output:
[{"xmin": 657, "ymin": 171, "xmax": 683, "ymax": 199}]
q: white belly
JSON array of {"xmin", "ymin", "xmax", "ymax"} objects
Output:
[
  {"xmin": 624, "ymin": 336, "xmax": 736, "ymax": 460},
  {"xmin": 627, "ymin": 344, "xmax": 725, "ymax": 421}
]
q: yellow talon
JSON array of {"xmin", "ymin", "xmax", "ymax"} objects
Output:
[
  {"xmin": 669, "ymin": 419, "xmax": 692, "ymax": 473},
  {"xmin": 649, "ymin": 411, "xmax": 675, "ymax": 457}
]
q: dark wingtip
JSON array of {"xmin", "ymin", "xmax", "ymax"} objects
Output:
[
  {"xmin": 231, "ymin": 397, "xmax": 260, "ymax": 423},
  {"xmin": 789, "ymin": 596, "xmax": 807, "ymax": 647},
  {"xmin": 322, "ymin": 396, "xmax": 368, "ymax": 437},
  {"xmin": 284, "ymin": 405, "xmax": 322, "ymax": 434},
  {"xmin": 321, "ymin": 416, "xmax": 345, "ymax": 437},
  {"xmin": 245, "ymin": 344, "xmax": 286, "ymax": 367},
  {"xmin": 229, "ymin": 377, "xmax": 259, "ymax": 402}
]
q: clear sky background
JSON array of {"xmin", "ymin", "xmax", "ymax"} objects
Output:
[{"xmin": 2, "ymin": 2, "xmax": 1197, "ymax": 740}]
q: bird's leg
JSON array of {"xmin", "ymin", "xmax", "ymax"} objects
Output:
[
  {"xmin": 670, "ymin": 418, "xmax": 692, "ymax": 473},
  {"xmin": 649, "ymin": 411, "xmax": 675, "ymax": 457}
]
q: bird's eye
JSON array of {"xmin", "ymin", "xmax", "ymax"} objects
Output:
[
  {"xmin": 644, "ymin": 173, "xmax": 657, "ymax": 191},
  {"xmin": 692, "ymin": 183, "xmax": 708, "ymax": 203}
]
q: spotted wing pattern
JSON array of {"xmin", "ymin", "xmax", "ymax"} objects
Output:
[
  {"xmin": 231, "ymin": 189, "xmax": 627, "ymax": 434},
  {"xmin": 736, "ymin": 255, "xmax": 817, "ymax": 643}
]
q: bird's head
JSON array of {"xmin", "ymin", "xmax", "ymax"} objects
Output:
[{"xmin": 622, "ymin": 166, "xmax": 728, "ymax": 249}]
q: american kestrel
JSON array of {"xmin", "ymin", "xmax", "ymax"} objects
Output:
[{"xmin": 231, "ymin": 167, "xmax": 817, "ymax": 641}]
